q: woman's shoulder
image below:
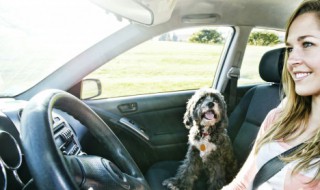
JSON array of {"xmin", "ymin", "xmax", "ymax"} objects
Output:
[
  {"xmin": 264, "ymin": 107, "xmax": 282, "ymax": 125},
  {"xmin": 260, "ymin": 102, "xmax": 284, "ymax": 133}
]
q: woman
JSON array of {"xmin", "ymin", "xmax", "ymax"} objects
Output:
[{"xmin": 223, "ymin": 0, "xmax": 320, "ymax": 189}]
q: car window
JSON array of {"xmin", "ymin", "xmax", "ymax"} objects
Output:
[
  {"xmin": 239, "ymin": 28, "xmax": 285, "ymax": 85},
  {"xmin": 0, "ymin": 0, "xmax": 129, "ymax": 97},
  {"xmin": 83, "ymin": 26, "xmax": 234, "ymax": 99}
]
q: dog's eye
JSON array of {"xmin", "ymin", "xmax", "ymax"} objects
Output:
[{"xmin": 197, "ymin": 97, "xmax": 205, "ymax": 103}]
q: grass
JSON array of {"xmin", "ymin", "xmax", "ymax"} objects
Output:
[
  {"xmin": 85, "ymin": 41, "xmax": 278, "ymax": 98},
  {"xmin": 239, "ymin": 45, "xmax": 280, "ymax": 84}
]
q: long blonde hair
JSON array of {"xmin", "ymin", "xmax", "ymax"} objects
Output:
[{"xmin": 255, "ymin": 0, "xmax": 320, "ymax": 182}]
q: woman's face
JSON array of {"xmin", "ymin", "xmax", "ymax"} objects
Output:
[{"xmin": 286, "ymin": 13, "xmax": 320, "ymax": 97}]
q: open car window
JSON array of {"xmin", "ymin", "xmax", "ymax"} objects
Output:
[
  {"xmin": 83, "ymin": 26, "xmax": 234, "ymax": 99},
  {"xmin": 239, "ymin": 28, "xmax": 285, "ymax": 85}
]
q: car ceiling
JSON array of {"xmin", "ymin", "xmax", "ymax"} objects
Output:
[{"xmin": 168, "ymin": 0, "xmax": 303, "ymax": 29}]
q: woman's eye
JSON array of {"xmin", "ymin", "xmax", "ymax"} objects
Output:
[
  {"xmin": 286, "ymin": 47, "xmax": 293, "ymax": 53},
  {"xmin": 303, "ymin": 42, "xmax": 313, "ymax": 48}
]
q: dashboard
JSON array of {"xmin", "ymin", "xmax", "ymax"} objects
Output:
[{"xmin": 0, "ymin": 99, "xmax": 88, "ymax": 190}]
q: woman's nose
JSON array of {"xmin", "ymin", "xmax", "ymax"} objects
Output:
[{"xmin": 287, "ymin": 48, "xmax": 303, "ymax": 65}]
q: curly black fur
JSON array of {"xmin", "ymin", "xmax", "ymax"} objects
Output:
[{"xmin": 162, "ymin": 88, "xmax": 237, "ymax": 190}]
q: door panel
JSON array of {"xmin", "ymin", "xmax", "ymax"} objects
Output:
[
  {"xmin": 83, "ymin": 86, "xmax": 257, "ymax": 173},
  {"xmin": 85, "ymin": 90, "xmax": 195, "ymax": 173}
]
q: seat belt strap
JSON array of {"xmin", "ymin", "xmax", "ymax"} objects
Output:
[
  {"xmin": 252, "ymin": 143, "xmax": 304, "ymax": 190},
  {"xmin": 227, "ymin": 67, "xmax": 240, "ymax": 112}
]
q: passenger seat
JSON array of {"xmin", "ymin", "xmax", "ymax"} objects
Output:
[
  {"xmin": 145, "ymin": 47, "xmax": 286, "ymax": 189},
  {"xmin": 228, "ymin": 47, "xmax": 285, "ymax": 166}
]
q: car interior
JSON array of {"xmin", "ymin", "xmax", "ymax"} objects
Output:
[
  {"xmin": 145, "ymin": 47, "xmax": 286, "ymax": 189},
  {"xmin": 0, "ymin": 0, "xmax": 302, "ymax": 189}
]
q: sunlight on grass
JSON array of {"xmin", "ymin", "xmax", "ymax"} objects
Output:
[{"xmin": 85, "ymin": 41, "xmax": 280, "ymax": 98}]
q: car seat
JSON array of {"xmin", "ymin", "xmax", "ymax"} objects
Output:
[{"xmin": 145, "ymin": 47, "xmax": 286, "ymax": 189}]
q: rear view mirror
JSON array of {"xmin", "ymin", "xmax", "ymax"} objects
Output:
[{"xmin": 81, "ymin": 79, "xmax": 102, "ymax": 100}]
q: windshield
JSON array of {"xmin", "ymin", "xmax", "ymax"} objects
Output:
[{"xmin": 0, "ymin": 0, "xmax": 129, "ymax": 97}]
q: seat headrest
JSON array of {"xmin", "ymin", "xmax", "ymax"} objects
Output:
[{"xmin": 259, "ymin": 47, "xmax": 285, "ymax": 83}]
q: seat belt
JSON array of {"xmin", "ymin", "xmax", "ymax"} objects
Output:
[
  {"xmin": 225, "ymin": 50, "xmax": 243, "ymax": 114},
  {"xmin": 252, "ymin": 143, "xmax": 304, "ymax": 190},
  {"xmin": 227, "ymin": 66, "xmax": 240, "ymax": 113}
]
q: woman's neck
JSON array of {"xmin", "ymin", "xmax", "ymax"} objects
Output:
[{"xmin": 285, "ymin": 96, "xmax": 320, "ymax": 146}]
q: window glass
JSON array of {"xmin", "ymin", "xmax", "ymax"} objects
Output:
[
  {"xmin": 239, "ymin": 28, "xmax": 285, "ymax": 85},
  {"xmin": 0, "ymin": 0, "xmax": 129, "ymax": 97},
  {"xmin": 84, "ymin": 27, "xmax": 234, "ymax": 99}
]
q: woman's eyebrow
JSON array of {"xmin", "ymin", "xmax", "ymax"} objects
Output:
[
  {"xmin": 297, "ymin": 34, "xmax": 320, "ymax": 41},
  {"xmin": 285, "ymin": 36, "xmax": 307, "ymax": 45},
  {"xmin": 286, "ymin": 35, "xmax": 320, "ymax": 45},
  {"xmin": 297, "ymin": 35, "xmax": 310, "ymax": 41}
]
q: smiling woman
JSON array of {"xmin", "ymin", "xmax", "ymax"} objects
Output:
[{"xmin": 0, "ymin": 0, "xmax": 128, "ymax": 97}]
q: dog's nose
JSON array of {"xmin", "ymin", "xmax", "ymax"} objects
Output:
[{"xmin": 207, "ymin": 102, "xmax": 214, "ymax": 108}]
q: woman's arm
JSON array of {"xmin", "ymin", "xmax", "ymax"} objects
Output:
[
  {"xmin": 222, "ymin": 140, "xmax": 258, "ymax": 189},
  {"xmin": 222, "ymin": 108, "xmax": 280, "ymax": 190}
]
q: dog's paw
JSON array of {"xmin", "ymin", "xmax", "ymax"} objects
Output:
[{"xmin": 162, "ymin": 178, "xmax": 180, "ymax": 190}]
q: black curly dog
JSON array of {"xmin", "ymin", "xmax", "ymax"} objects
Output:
[{"xmin": 163, "ymin": 88, "xmax": 237, "ymax": 190}]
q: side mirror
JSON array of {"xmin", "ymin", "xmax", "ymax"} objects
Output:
[{"xmin": 81, "ymin": 79, "xmax": 102, "ymax": 100}]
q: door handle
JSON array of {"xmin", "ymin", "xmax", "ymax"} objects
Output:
[{"xmin": 118, "ymin": 102, "xmax": 138, "ymax": 113}]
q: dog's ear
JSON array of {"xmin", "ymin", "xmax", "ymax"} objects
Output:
[
  {"xmin": 215, "ymin": 92, "xmax": 229, "ymax": 127},
  {"xmin": 183, "ymin": 89, "xmax": 206, "ymax": 129},
  {"xmin": 216, "ymin": 92, "xmax": 227, "ymax": 110},
  {"xmin": 183, "ymin": 111, "xmax": 193, "ymax": 129},
  {"xmin": 183, "ymin": 97, "xmax": 196, "ymax": 129}
]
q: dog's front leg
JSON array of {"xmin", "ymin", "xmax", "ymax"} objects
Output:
[
  {"xmin": 207, "ymin": 166, "xmax": 226, "ymax": 190},
  {"xmin": 163, "ymin": 146, "xmax": 202, "ymax": 190}
]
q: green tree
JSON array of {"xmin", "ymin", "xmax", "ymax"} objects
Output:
[
  {"xmin": 189, "ymin": 29, "xmax": 224, "ymax": 44},
  {"xmin": 248, "ymin": 31, "xmax": 281, "ymax": 46}
]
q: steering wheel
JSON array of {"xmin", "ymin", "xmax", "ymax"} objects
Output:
[{"xmin": 20, "ymin": 89, "xmax": 150, "ymax": 190}]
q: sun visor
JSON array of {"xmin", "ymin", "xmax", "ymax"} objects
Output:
[{"xmin": 90, "ymin": 0, "xmax": 177, "ymax": 25}]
